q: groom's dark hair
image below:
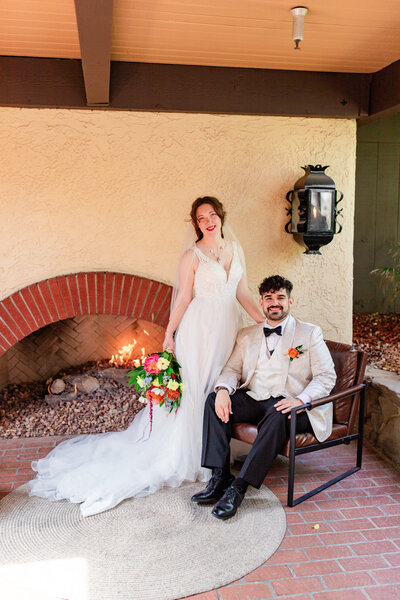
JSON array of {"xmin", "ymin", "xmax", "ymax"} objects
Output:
[{"xmin": 258, "ymin": 275, "xmax": 293, "ymax": 297}]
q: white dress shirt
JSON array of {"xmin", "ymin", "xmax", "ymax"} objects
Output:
[{"xmin": 263, "ymin": 315, "xmax": 289, "ymax": 355}]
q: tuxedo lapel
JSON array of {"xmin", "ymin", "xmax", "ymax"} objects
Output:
[
  {"xmin": 274, "ymin": 314, "xmax": 296, "ymax": 388},
  {"xmin": 243, "ymin": 324, "xmax": 264, "ymax": 382}
]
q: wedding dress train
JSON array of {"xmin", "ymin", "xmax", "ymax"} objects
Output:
[{"xmin": 29, "ymin": 243, "xmax": 243, "ymax": 516}]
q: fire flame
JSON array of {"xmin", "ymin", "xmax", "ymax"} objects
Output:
[
  {"xmin": 312, "ymin": 206, "xmax": 317, "ymax": 219},
  {"xmin": 109, "ymin": 339, "xmax": 147, "ymax": 368}
]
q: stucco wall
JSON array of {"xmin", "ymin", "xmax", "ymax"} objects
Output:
[{"xmin": 0, "ymin": 108, "xmax": 356, "ymax": 342}]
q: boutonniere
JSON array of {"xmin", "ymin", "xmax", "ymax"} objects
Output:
[{"xmin": 284, "ymin": 345, "xmax": 305, "ymax": 361}]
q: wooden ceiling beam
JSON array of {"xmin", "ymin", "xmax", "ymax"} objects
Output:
[
  {"xmin": 367, "ymin": 60, "xmax": 400, "ymax": 121},
  {"xmin": 0, "ymin": 57, "xmax": 370, "ymax": 118},
  {"xmin": 73, "ymin": 0, "xmax": 114, "ymax": 106},
  {"xmin": 0, "ymin": 57, "xmax": 87, "ymax": 107},
  {"xmin": 110, "ymin": 62, "xmax": 369, "ymax": 118}
]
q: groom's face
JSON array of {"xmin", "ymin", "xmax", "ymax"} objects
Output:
[{"xmin": 259, "ymin": 288, "xmax": 294, "ymax": 323}]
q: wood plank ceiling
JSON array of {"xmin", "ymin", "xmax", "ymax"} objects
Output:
[
  {"xmin": 0, "ymin": 0, "xmax": 399, "ymax": 73},
  {"xmin": 0, "ymin": 0, "xmax": 398, "ymax": 116}
]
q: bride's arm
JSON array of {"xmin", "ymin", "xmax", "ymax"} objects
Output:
[
  {"xmin": 235, "ymin": 244, "xmax": 265, "ymax": 323},
  {"xmin": 163, "ymin": 250, "xmax": 198, "ymax": 351},
  {"xmin": 236, "ymin": 279, "xmax": 264, "ymax": 323}
]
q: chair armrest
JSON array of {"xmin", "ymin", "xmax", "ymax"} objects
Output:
[
  {"xmin": 288, "ymin": 383, "xmax": 366, "ymax": 419},
  {"xmin": 307, "ymin": 383, "xmax": 366, "ymax": 409},
  {"xmin": 288, "ymin": 382, "xmax": 366, "ymax": 456}
]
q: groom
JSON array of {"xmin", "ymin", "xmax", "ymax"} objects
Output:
[{"xmin": 191, "ymin": 275, "xmax": 337, "ymax": 520}]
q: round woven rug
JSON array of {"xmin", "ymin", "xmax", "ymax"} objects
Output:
[{"xmin": 0, "ymin": 482, "xmax": 286, "ymax": 600}]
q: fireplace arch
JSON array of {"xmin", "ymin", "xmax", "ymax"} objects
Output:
[{"xmin": 0, "ymin": 272, "xmax": 172, "ymax": 357}]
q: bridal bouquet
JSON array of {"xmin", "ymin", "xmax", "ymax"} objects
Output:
[{"xmin": 127, "ymin": 351, "xmax": 183, "ymax": 418}]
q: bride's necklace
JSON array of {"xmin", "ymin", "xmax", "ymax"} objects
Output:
[{"xmin": 207, "ymin": 242, "xmax": 225, "ymax": 264}]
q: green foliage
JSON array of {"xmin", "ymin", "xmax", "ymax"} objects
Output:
[{"xmin": 371, "ymin": 242, "xmax": 400, "ymax": 301}]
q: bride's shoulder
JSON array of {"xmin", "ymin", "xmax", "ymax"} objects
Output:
[
  {"xmin": 179, "ymin": 248, "xmax": 199, "ymax": 270},
  {"xmin": 192, "ymin": 242, "xmax": 208, "ymax": 260},
  {"xmin": 231, "ymin": 240, "xmax": 245, "ymax": 263}
]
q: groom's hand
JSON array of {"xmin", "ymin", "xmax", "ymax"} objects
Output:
[
  {"xmin": 274, "ymin": 397, "xmax": 303, "ymax": 415},
  {"xmin": 215, "ymin": 390, "xmax": 232, "ymax": 423}
]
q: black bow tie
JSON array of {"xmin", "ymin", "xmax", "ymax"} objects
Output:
[{"xmin": 264, "ymin": 326, "xmax": 282, "ymax": 338}]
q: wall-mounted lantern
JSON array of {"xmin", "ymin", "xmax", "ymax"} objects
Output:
[{"xmin": 285, "ymin": 164, "xmax": 343, "ymax": 255}]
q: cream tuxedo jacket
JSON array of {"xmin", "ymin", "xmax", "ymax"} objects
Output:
[{"xmin": 215, "ymin": 314, "xmax": 337, "ymax": 442}]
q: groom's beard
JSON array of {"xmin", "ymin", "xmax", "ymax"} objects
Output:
[{"xmin": 264, "ymin": 306, "xmax": 290, "ymax": 322}]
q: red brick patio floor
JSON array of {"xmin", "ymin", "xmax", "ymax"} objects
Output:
[{"xmin": 1, "ymin": 436, "xmax": 399, "ymax": 600}]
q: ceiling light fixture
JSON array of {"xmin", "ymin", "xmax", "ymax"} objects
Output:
[{"xmin": 290, "ymin": 6, "xmax": 308, "ymax": 50}]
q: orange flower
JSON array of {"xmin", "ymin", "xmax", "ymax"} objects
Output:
[
  {"xmin": 166, "ymin": 388, "xmax": 180, "ymax": 400},
  {"xmin": 288, "ymin": 347, "xmax": 299, "ymax": 359},
  {"xmin": 146, "ymin": 388, "xmax": 164, "ymax": 404}
]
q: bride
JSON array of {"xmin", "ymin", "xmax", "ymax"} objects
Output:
[{"xmin": 29, "ymin": 196, "xmax": 264, "ymax": 516}]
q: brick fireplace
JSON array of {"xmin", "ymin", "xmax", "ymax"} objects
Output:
[{"xmin": 0, "ymin": 272, "xmax": 172, "ymax": 387}]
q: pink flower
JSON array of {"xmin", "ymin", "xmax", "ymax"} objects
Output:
[{"xmin": 144, "ymin": 354, "xmax": 161, "ymax": 374}]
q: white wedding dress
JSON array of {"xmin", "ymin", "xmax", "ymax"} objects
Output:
[{"xmin": 29, "ymin": 243, "xmax": 243, "ymax": 516}]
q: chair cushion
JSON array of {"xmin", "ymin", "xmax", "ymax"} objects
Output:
[
  {"xmin": 233, "ymin": 422, "xmax": 258, "ymax": 445},
  {"xmin": 328, "ymin": 346, "xmax": 359, "ymax": 424},
  {"xmin": 232, "ymin": 422, "xmax": 348, "ymax": 454},
  {"xmin": 279, "ymin": 424, "xmax": 349, "ymax": 457}
]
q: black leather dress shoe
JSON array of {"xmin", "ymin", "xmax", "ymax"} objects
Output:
[
  {"xmin": 211, "ymin": 485, "xmax": 244, "ymax": 520},
  {"xmin": 191, "ymin": 473, "xmax": 234, "ymax": 505}
]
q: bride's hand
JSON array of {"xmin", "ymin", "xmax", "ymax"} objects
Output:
[{"xmin": 162, "ymin": 331, "xmax": 175, "ymax": 354}]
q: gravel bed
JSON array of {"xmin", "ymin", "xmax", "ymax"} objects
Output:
[
  {"xmin": 353, "ymin": 313, "xmax": 400, "ymax": 374},
  {"xmin": 0, "ymin": 360, "xmax": 144, "ymax": 439}
]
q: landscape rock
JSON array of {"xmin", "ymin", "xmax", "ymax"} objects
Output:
[
  {"xmin": 50, "ymin": 379, "xmax": 66, "ymax": 395},
  {"xmin": 99, "ymin": 368, "xmax": 131, "ymax": 388},
  {"xmin": 79, "ymin": 376, "xmax": 100, "ymax": 394},
  {"xmin": 67, "ymin": 375, "xmax": 100, "ymax": 394},
  {"xmin": 365, "ymin": 366, "xmax": 400, "ymax": 469},
  {"xmin": 45, "ymin": 390, "xmax": 78, "ymax": 407}
]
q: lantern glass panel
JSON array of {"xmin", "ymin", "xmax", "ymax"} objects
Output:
[
  {"xmin": 291, "ymin": 192, "xmax": 300, "ymax": 232},
  {"xmin": 307, "ymin": 190, "xmax": 334, "ymax": 232},
  {"xmin": 291, "ymin": 191, "xmax": 308, "ymax": 233}
]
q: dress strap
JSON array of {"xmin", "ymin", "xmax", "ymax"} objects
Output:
[{"xmin": 193, "ymin": 245, "xmax": 209, "ymax": 263}]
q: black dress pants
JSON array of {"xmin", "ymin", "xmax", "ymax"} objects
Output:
[{"xmin": 201, "ymin": 389, "xmax": 313, "ymax": 488}]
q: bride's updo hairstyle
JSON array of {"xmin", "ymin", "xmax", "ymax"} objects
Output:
[{"xmin": 190, "ymin": 196, "xmax": 226, "ymax": 242}]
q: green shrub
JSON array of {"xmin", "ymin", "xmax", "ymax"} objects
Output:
[{"xmin": 371, "ymin": 242, "xmax": 400, "ymax": 302}]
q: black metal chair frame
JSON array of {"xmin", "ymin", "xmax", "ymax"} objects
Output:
[{"xmin": 287, "ymin": 383, "xmax": 366, "ymax": 507}]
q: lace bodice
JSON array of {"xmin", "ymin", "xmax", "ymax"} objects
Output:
[{"xmin": 192, "ymin": 242, "xmax": 243, "ymax": 299}]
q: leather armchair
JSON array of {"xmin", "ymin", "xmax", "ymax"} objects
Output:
[{"xmin": 232, "ymin": 341, "xmax": 368, "ymax": 506}]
